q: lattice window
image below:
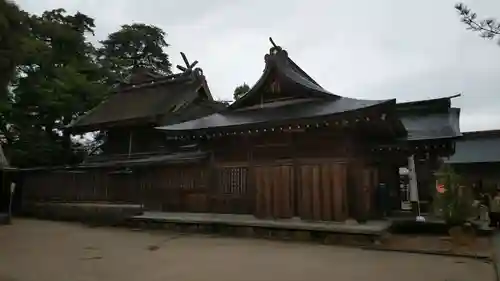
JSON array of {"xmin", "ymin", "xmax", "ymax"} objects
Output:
[{"xmin": 218, "ymin": 167, "xmax": 248, "ymax": 195}]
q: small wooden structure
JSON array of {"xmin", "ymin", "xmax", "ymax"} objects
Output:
[
  {"xmin": 446, "ymin": 129, "xmax": 500, "ymax": 193},
  {"xmin": 21, "ymin": 41, "xmax": 462, "ymax": 223}
]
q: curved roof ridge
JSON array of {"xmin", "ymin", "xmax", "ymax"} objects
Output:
[
  {"xmin": 228, "ymin": 63, "xmax": 273, "ymax": 109},
  {"xmin": 271, "ymin": 48, "xmax": 339, "ymax": 99},
  {"xmin": 229, "ymin": 44, "xmax": 340, "ymax": 109},
  {"xmin": 285, "ymin": 56, "xmax": 321, "ymax": 86}
]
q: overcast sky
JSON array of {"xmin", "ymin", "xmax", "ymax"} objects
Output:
[{"xmin": 14, "ymin": 0, "xmax": 500, "ymax": 132}]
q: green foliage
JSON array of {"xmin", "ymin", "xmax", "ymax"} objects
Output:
[
  {"xmin": 455, "ymin": 3, "xmax": 500, "ymax": 43},
  {"xmin": 0, "ymin": 6, "xmax": 174, "ymax": 167},
  {"xmin": 1, "ymin": 9, "xmax": 110, "ymax": 167},
  {"xmin": 98, "ymin": 23, "xmax": 172, "ymax": 84},
  {"xmin": 233, "ymin": 83, "xmax": 250, "ymax": 100},
  {"xmin": 0, "ymin": 0, "xmax": 27, "ymax": 99},
  {"xmin": 434, "ymin": 163, "xmax": 473, "ymax": 225}
]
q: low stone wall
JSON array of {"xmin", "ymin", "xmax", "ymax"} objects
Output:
[{"xmin": 22, "ymin": 202, "xmax": 143, "ymax": 225}]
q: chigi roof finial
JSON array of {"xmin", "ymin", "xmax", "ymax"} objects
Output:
[{"xmin": 176, "ymin": 52, "xmax": 199, "ymax": 73}]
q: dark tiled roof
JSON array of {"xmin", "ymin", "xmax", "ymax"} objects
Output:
[
  {"xmin": 399, "ymin": 108, "xmax": 461, "ymax": 141},
  {"xmin": 393, "ymin": 95, "xmax": 461, "ymax": 141},
  {"xmin": 69, "ymin": 71, "xmax": 214, "ymax": 132},
  {"xmin": 157, "ymin": 98, "xmax": 392, "ymax": 132},
  {"xmin": 446, "ymin": 130, "xmax": 500, "ymax": 164},
  {"xmin": 396, "ymin": 94, "xmax": 459, "ymax": 114},
  {"xmin": 158, "ymin": 99, "xmax": 227, "ymax": 127},
  {"xmin": 157, "ymin": 45, "xmax": 393, "ymax": 132}
]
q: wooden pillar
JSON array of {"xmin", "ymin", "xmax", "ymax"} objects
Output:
[{"xmin": 246, "ymin": 135, "xmax": 255, "ymax": 215}]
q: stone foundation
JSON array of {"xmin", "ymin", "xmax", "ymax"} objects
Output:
[
  {"xmin": 126, "ymin": 219, "xmax": 381, "ymax": 247},
  {"xmin": 22, "ymin": 202, "xmax": 143, "ymax": 225}
]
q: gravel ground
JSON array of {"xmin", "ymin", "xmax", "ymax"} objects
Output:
[{"xmin": 0, "ymin": 219, "xmax": 495, "ymax": 281}]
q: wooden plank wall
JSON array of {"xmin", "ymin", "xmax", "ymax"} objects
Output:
[
  {"xmin": 21, "ymin": 161, "xmax": 376, "ymax": 221},
  {"xmin": 22, "ymin": 169, "xmax": 142, "ymax": 204},
  {"xmin": 298, "ymin": 163, "xmax": 347, "ymax": 221},
  {"xmin": 22, "ymin": 165, "xmax": 256, "ymax": 215},
  {"xmin": 350, "ymin": 165, "xmax": 379, "ymax": 219},
  {"xmin": 209, "ymin": 165, "xmax": 253, "ymax": 214},
  {"xmin": 254, "ymin": 165, "xmax": 293, "ymax": 219}
]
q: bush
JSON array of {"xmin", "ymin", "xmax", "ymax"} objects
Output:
[{"xmin": 434, "ymin": 163, "xmax": 473, "ymax": 226}]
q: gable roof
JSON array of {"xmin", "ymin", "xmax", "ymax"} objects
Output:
[
  {"xmin": 157, "ymin": 40, "xmax": 395, "ymax": 133},
  {"xmin": 68, "ymin": 69, "xmax": 216, "ymax": 133},
  {"xmin": 229, "ymin": 44, "xmax": 340, "ymax": 110}
]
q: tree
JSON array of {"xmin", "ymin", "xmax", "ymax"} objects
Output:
[
  {"xmin": 0, "ymin": 0, "xmax": 27, "ymax": 98},
  {"xmin": 1, "ymin": 9, "xmax": 110, "ymax": 167},
  {"xmin": 455, "ymin": 3, "xmax": 500, "ymax": 43},
  {"xmin": 233, "ymin": 83, "xmax": 250, "ymax": 100},
  {"xmin": 98, "ymin": 23, "xmax": 172, "ymax": 83}
]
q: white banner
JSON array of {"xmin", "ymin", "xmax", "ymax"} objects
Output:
[{"xmin": 408, "ymin": 155, "xmax": 419, "ymax": 202}]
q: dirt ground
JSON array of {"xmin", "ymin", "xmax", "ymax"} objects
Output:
[{"xmin": 0, "ymin": 219, "xmax": 495, "ymax": 281}]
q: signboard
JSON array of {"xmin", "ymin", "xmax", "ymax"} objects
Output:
[
  {"xmin": 408, "ymin": 155, "xmax": 419, "ymax": 202},
  {"xmin": 399, "ymin": 168, "xmax": 411, "ymax": 210}
]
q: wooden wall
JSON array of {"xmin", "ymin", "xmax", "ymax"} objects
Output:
[
  {"xmin": 21, "ymin": 129, "xmax": 383, "ymax": 221},
  {"xmin": 297, "ymin": 162, "xmax": 348, "ymax": 221},
  {"xmin": 254, "ymin": 164, "xmax": 293, "ymax": 218}
]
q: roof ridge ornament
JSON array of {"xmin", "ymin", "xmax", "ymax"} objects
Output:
[
  {"xmin": 269, "ymin": 37, "xmax": 283, "ymax": 54},
  {"xmin": 176, "ymin": 52, "xmax": 199, "ymax": 74}
]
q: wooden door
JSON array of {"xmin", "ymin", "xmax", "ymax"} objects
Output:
[
  {"xmin": 254, "ymin": 164, "xmax": 294, "ymax": 219},
  {"xmin": 298, "ymin": 162, "xmax": 347, "ymax": 221},
  {"xmin": 360, "ymin": 167, "xmax": 379, "ymax": 217}
]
